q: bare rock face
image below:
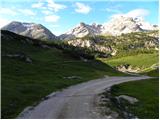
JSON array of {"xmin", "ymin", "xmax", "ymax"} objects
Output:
[
  {"xmin": 59, "ymin": 22, "xmax": 103, "ymax": 40},
  {"xmin": 134, "ymin": 17, "xmax": 158, "ymax": 31},
  {"xmin": 67, "ymin": 39, "xmax": 115, "ymax": 53},
  {"xmin": 102, "ymin": 16, "xmax": 158, "ymax": 35},
  {"xmin": 2, "ymin": 21, "xmax": 57, "ymax": 40},
  {"xmin": 60, "ymin": 16, "xmax": 158, "ymax": 40},
  {"xmin": 116, "ymin": 64, "xmax": 141, "ymax": 73},
  {"xmin": 102, "ymin": 16, "xmax": 143, "ymax": 35}
]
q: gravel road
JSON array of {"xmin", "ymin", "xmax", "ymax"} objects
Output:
[{"xmin": 17, "ymin": 76, "xmax": 151, "ymax": 119}]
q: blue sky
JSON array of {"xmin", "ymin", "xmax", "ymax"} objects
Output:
[{"xmin": 0, "ymin": 0, "xmax": 158, "ymax": 35}]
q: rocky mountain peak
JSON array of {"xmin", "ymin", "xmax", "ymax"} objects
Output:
[
  {"xmin": 60, "ymin": 15, "xmax": 158, "ymax": 40},
  {"xmin": 59, "ymin": 22, "xmax": 102, "ymax": 40},
  {"xmin": 2, "ymin": 16, "xmax": 158, "ymax": 41},
  {"xmin": 79, "ymin": 22, "xmax": 86, "ymax": 27},
  {"xmin": 102, "ymin": 15, "xmax": 158, "ymax": 35},
  {"xmin": 2, "ymin": 21, "xmax": 57, "ymax": 40}
]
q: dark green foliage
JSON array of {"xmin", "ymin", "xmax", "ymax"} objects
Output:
[
  {"xmin": 144, "ymin": 68, "xmax": 159, "ymax": 77},
  {"xmin": 82, "ymin": 30, "xmax": 158, "ymax": 57},
  {"xmin": 45, "ymin": 40, "xmax": 111, "ymax": 59}
]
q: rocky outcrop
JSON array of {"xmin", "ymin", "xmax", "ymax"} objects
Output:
[
  {"xmin": 144, "ymin": 39, "xmax": 159, "ymax": 50},
  {"xmin": 67, "ymin": 39, "xmax": 116, "ymax": 54},
  {"xmin": 116, "ymin": 64, "xmax": 140, "ymax": 73}
]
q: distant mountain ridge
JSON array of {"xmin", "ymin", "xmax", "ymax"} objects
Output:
[
  {"xmin": 2, "ymin": 21, "xmax": 57, "ymax": 40},
  {"xmin": 2, "ymin": 16, "xmax": 158, "ymax": 40},
  {"xmin": 61, "ymin": 16, "xmax": 158, "ymax": 40}
]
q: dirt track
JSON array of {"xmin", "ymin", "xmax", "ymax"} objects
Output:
[{"xmin": 18, "ymin": 76, "xmax": 151, "ymax": 119}]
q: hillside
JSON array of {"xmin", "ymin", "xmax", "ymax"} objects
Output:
[
  {"xmin": 66, "ymin": 30, "xmax": 159, "ymax": 73},
  {"xmin": 1, "ymin": 30, "xmax": 125, "ymax": 118},
  {"xmin": 68, "ymin": 30, "xmax": 158, "ymax": 54}
]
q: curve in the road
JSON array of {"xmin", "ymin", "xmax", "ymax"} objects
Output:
[{"xmin": 17, "ymin": 76, "xmax": 151, "ymax": 119}]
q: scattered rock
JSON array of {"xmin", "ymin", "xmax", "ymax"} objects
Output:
[
  {"xmin": 40, "ymin": 44, "xmax": 51, "ymax": 49},
  {"xmin": 116, "ymin": 64, "xmax": 140, "ymax": 73},
  {"xmin": 117, "ymin": 95, "xmax": 139, "ymax": 104},
  {"xmin": 110, "ymin": 111, "xmax": 119, "ymax": 118},
  {"xmin": 80, "ymin": 57, "xmax": 88, "ymax": 62},
  {"xmin": 25, "ymin": 57, "xmax": 32, "ymax": 63},
  {"xmin": 4, "ymin": 53, "xmax": 33, "ymax": 63},
  {"xmin": 63, "ymin": 76, "xmax": 82, "ymax": 80},
  {"xmin": 96, "ymin": 88, "xmax": 139, "ymax": 119}
]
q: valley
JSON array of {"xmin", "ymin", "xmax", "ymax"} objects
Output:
[{"xmin": 1, "ymin": 15, "xmax": 159, "ymax": 119}]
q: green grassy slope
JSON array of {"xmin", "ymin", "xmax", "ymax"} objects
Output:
[
  {"xmin": 1, "ymin": 30, "xmax": 124, "ymax": 118},
  {"xmin": 93, "ymin": 30, "xmax": 159, "ymax": 72},
  {"xmin": 107, "ymin": 69, "xmax": 159, "ymax": 118},
  {"xmin": 102, "ymin": 53, "xmax": 158, "ymax": 70},
  {"xmin": 144, "ymin": 68, "xmax": 159, "ymax": 77},
  {"xmin": 110, "ymin": 78, "xmax": 159, "ymax": 118}
]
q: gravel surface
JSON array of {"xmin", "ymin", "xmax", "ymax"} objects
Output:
[{"xmin": 17, "ymin": 76, "xmax": 151, "ymax": 119}]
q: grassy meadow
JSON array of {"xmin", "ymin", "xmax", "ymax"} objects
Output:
[{"xmin": 100, "ymin": 53, "xmax": 158, "ymax": 71}]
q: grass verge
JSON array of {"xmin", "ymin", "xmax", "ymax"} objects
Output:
[{"xmin": 109, "ymin": 78, "xmax": 159, "ymax": 119}]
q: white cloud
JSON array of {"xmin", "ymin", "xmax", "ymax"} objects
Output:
[
  {"xmin": 126, "ymin": 9, "xmax": 149, "ymax": 18},
  {"xmin": 0, "ymin": 8, "xmax": 36, "ymax": 16},
  {"xmin": 42, "ymin": 10, "xmax": 52, "ymax": 15},
  {"xmin": 44, "ymin": 15, "xmax": 60, "ymax": 23},
  {"xmin": 105, "ymin": 4, "xmax": 122, "ymax": 13},
  {"xmin": 75, "ymin": 2, "xmax": 91, "ymax": 14},
  {"xmin": 106, "ymin": 8, "xmax": 121, "ymax": 13},
  {"xmin": 19, "ymin": 9, "xmax": 36, "ymax": 16},
  {"xmin": 112, "ymin": 9, "xmax": 149, "ymax": 18},
  {"xmin": 32, "ymin": 2, "xmax": 44, "ymax": 8},
  {"xmin": 0, "ymin": 18, "xmax": 11, "ymax": 28},
  {"xmin": 46, "ymin": 0, "xmax": 67, "ymax": 12},
  {"xmin": 0, "ymin": 8, "xmax": 17, "ymax": 15}
]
